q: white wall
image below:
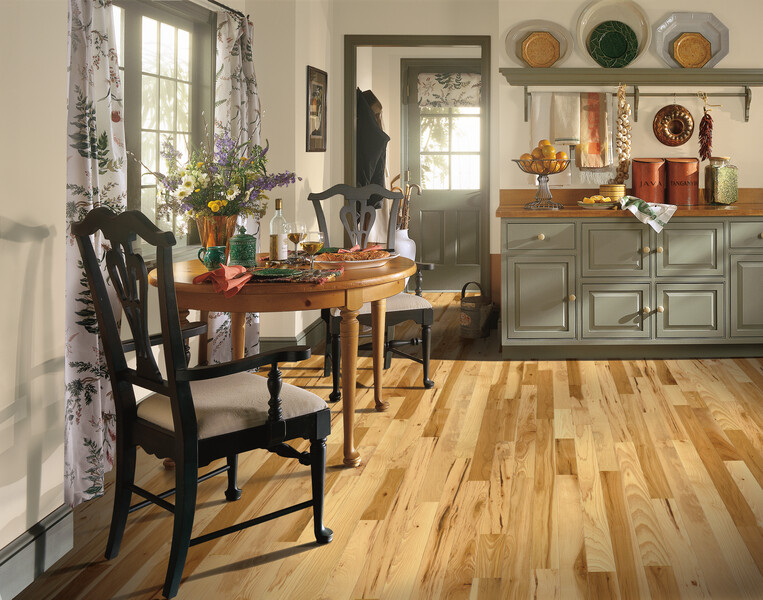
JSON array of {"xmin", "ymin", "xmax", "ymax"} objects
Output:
[{"xmin": 0, "ymin": 0, "xmax": 68, "ymax": 548}]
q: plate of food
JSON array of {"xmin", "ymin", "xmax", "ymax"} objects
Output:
[
  {"xmin": 578, "ymin": 196, "xmax": 618, "ymax": 209},
  {"xmin": 313, "ymin": 250, "xmax": 399, "ymax": 270}
]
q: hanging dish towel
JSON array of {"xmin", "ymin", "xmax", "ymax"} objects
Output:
[
  {"xmin": 577, "ymin": 92, "xmax": 610, "ymax": 168},
  {"xmin": 619, "ymin": 195, "xmax": 677, "ymax": 233},
  {"xmin": 551, "ymin": 92, "xmax": 580, "ymax": 146},
  {"xmin": 530, "ymin": 91, "xmax": 571, "ymax": 185}
]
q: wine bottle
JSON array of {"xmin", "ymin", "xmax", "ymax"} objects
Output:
[{"xmin": 269, "ymin": 198, "xmax": 288, "ymax": 261}]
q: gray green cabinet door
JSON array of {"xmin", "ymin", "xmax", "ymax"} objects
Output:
[
  {"xmin": 730, "ymin": 255, "xmax": 763, "ymax": 337},
  {"xmin": 655, "ymin": 283, "xmax": 724, "ymax": 338},
  {"xmin": 582, "ymin": 222, "xmax": 650, "ymax": 277},
  {"xmin": 581, "ymin": 283, "xmax": 651, "ymax": 338},
  {"xmin": 657, "ymin": 222, "xmax": 723, "ymax": 277},
  {"xmin": 505, "ymin": 255, "xmax": 575, "ymax": 339}
]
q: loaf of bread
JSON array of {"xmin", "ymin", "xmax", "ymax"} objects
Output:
[{"xmin": 315, "ymin": 250, "xmax": 390, "ymax": 262}]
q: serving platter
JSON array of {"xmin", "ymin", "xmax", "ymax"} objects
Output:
[
  {"xmin": 654, "ymin": 12, "xmax": 729, "ymax": 69},
  {"xmin": 577, "ymin": 201, "xmax": 618, "ymax": 210},
  {"xmin": 577, "ymin": 0, "xmax": 651, "ymax": 67},
  {"xmin": 314, "ymin": 252, "xmax": 399, "ymax": 270},
  {"xmin": 505, "ymin": 20, "xmax": 574, "ymax": 67}
]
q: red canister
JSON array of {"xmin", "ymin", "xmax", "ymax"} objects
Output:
[
  {"xmin": 666, "ymin": 157, "xmax": 699, "ymax": 206},
  {"xmin": 631, "ymin": 158, "xmax": 666, "ymax": 204}
]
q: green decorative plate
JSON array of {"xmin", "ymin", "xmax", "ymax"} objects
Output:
[
  {"xmin": 250, "ymin": 268, "xmax": 302, "ymax": 278},
  {"xmin": 587, "ymin": 20, "xmax": 638, "ymax": 68}
]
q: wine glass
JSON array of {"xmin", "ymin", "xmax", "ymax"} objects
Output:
[
  {"xmin": 286, "ymin": 221, "xmax": 307, "ymax": 263},
  {"xmin": 301, "ymin": 231, "xmax": 325, "ymax": 270}
]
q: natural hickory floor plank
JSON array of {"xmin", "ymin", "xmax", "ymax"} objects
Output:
[{"xmin": 17, "ymin": 293, "xmax": 763, "ymax": 600}]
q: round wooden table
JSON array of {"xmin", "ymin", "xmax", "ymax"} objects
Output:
[{"xmin": 150, "ymin": 257, "xmax": 416, "ymax": 467}]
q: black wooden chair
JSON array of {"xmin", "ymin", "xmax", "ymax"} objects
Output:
[
  {"xmin": 71, "ymin": 208, "xmax": 332, "ymax": 599},
  {"xmin": 307, "ymin": 184, "xmax": 434, "ymax": 402}
]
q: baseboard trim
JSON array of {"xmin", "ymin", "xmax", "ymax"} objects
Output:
[
  {"xmin": 259, "ymin": 316, "xmax": 326, "ymax": 353},
  {"xmin": 501, "ymin": 343, "xmax": 763, "ymax": 360},
  {"xmin": 0, "ymin": 504, "xmax": 73, "ymax": 600}
]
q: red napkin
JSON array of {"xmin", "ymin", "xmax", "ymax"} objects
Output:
[
  {"xmin": 338, "ymin": 244, "xmax": 383, "ymax": 253},
  {"xmin": 192, "ymin": 264, "xmax": 252, "ymax": 297}
]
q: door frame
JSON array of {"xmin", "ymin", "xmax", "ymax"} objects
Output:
[{"xmin": 344, "ymin": 35, "xmax": 491, "ymax": 296}]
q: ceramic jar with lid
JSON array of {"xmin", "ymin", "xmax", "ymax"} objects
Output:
[
  {"xmin": 227, "ymin": 226, "xmax": 258, "ymax": 268},
  {"xmin": 705, "ymin": 156, "xmax": 738, "ymax": 205}
]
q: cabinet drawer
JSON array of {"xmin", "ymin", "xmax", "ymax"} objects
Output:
[
  {"xmin": 504, "ymin": 222, "xmax": 575, "ymax": 251},
  {"xmin": 582, "ymin": 222, "xmax": 650, "ymax": 277},
  {"xmin": 730, "ymin": 221, "xmax": 763, "ymax": 249},
  {"xmin": 657, "ymin": 222, "xmax": 724, "ymax": 277},
  {"xmin": 581, "ymin": 283, "xmax": 651, "ymax": 339},
  {"xmin": 656, "ymin": 284, "xmax": 724, "ymax": 338}
]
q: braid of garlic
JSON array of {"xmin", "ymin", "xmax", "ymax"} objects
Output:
[{"xmin": 613, "ymin": 83, "xmax": 632, "ymax": 185}]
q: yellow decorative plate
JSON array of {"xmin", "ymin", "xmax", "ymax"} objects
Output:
[
  {"xmin": 521, "ymin": 31, "xmax": 561, "ymax": 68},
  {"xmin": 673, "ymin": 32, "xmax": 712, "ymax": 68}
]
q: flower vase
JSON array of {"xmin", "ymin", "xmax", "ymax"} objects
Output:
[
  {"xmin": 394, "ymin": 228, "xmax": 416, "ymax": 287},
  {"xmin": 195, "ymin": 215, "xmax": 238, "ymax": 259}
]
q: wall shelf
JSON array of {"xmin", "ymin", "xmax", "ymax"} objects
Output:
[{"xmin": 499, "ymin": 68, "xmax": 763, "ymax": 122}]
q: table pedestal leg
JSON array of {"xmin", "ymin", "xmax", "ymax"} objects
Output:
[
  {"xmin": 231, "ymin": 312, "xmax": 246, "ymax": 360},
  {"xmin": 371, "ymin": 299, "xmax": 388, "ymax": 412},
  {"xmin": 340, "ymin": 307, "xmax": 361, "ymax": 467}
]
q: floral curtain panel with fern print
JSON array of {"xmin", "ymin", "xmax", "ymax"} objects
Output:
[
  {"xmin": 207, "ymin": 12, "xmax": 262, "ymax": 362},
  {"xmin": 65, "ymin": 0, "xmax": 127, "ymax": 505},
  {"xmin": 417, "ymin": 72, "xmax": 481, "ymax": 109}
]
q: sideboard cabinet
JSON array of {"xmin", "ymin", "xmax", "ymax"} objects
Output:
[{"xmin": 501, "ymin": 216, "xmax": 763, "ymax": 359}]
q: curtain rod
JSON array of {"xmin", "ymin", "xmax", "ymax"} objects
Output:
[{"xmin": 205, "ymin": 0, "xmax": 245, "ymax": 19}]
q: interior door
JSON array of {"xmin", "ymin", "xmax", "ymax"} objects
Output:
[{"xmin": 404, "ymin": 60, "xmax": 485, "ymax": 291}]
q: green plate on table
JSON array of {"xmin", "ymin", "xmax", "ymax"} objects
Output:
[
  {"xmin": 250, "ymin": 268, "xmax": 302, "ymax": 278},
  {"xmin": 587, "ymin": 20, "xmax": 638, "ymax": 68}
]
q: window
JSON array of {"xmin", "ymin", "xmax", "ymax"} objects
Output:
[
  {"xmin": 113, "ymin": 0, "xmax": 215, "ymax": 243},
  {"xmin": 419, "ymin": 105, "xmax": 481, "ymax": 190}
]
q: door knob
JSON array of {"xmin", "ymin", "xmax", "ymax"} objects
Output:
[
  {"xmin": 657, "ymin": 306, "xmax": 665, "ymax": 313},
  {"xmin": 643, "ymin": 306, "xmax": 651, "ymax": 315},
  {"xmin": 759, "ymin": 232, "xmax": 763, "ymax": 239},
  {"xmin": 537, "ymin": 233, "xmax": 545, "ymax": 241},
  {"xmin": 656, "ymin": 246, "xmax": 664, "ymax": 253},
  {"xmin": 642, "ymin": 246, "xmax": 651, "ymax": 254},
  {"xmin": 568, "ymin": 294, "xmax": 576, "ymax": 302}
]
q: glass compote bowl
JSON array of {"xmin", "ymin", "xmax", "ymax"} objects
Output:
[
  {"xmin": 300, "ymin": 231, "xmax": 325, "ymax": 270},
  {"xmin": 286, "ymin": 221, "xmax": 307, "ymax": 264},
  {"xmin": 513, "ymin": 158, "xmax": 571, "ymax": 210}
]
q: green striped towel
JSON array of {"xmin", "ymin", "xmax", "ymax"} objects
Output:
[{"xmin": 619, "ymin": 195, "xmax": 677, "ymax": 233}]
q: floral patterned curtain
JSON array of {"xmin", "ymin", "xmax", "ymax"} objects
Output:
[
  {"xmin": 417, "ymin": 72, "xmax": 481, "ymax": 108},
  {"xmin": 65, "ymin": 0, "xmax": 127, "ymax": 506},
  {"xmin": 208, "ymin": 12, "xmax": 262, "ymax": 362}
]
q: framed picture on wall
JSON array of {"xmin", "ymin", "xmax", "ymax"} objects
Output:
[{"xmin": 306, "ymin": 66, "xmax": 327, "ymax": 152}]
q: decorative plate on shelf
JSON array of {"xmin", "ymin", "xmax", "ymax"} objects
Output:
[
  {"xmin": 505, "ymin": 20, "xmax": 574, "ymax": 67},
  {"xmin": 577, "ymin": 0, "xmax": 651, "ymax": 67},
  {"xmin": 587, "ymin": 20, "xmax": 638, "ymax": 68},
  {"xmin": 577, "ymin": 201, "xmax": 618, "ymax": 210},
  {"xmin": 521, "ymin": 31, "xmax": 560, "ymax": 68},
  {"xmin": 673, "ymin": 32, "xmax": 712, "ymax": 68},
  {"xmin": 654, "ymin": 12, "xmax": 729, "ymax": 68}
]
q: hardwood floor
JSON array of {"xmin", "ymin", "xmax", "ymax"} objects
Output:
[{"xmin": 19, "ymin": 293, "xmax": 763, "ymax": 599}]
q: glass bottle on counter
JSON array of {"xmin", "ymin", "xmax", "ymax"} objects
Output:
[
  {"xmin": 705, "ymin": 156, "xmax": 738, "ymax": 205},
  {"xmin": 269, "ymin": 198, "xmax": 288, "ymax": 261}
]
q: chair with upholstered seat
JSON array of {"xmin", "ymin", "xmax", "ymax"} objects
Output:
[
  {"xmin": 307, "ymin": 183, "xmax": 434, "ymax": 402},
  {"xmin": 72, "ymin": 207, "xmax": 332, "ymax": 599}
]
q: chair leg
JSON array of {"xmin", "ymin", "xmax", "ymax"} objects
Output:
[
  {"xmin": 105, "ymin": 442, "xmax": 136, "ymax": 559},
  {"xmin": 383, "ymin": 325, "xmax": 394, "ymax": 369},
  {"xmin": 422, "ymin": 323, "xmax": 434, "ymax": 389},
  {"xmin": 323, "ymin": 320, "xmax": 331, "ymax": 377},
  {"xmin": 329, "ymin": 330, "xmax": 341, "ymax": 403},
  {"xmin": 310, "ymin": 438, "xmax": 333, "ymax": 544},
  {"xmin": 162, "ymin": 459, "xmax": 198, "ymax": 599},
  {"xmin": 224, "ymin": 455, "xmax": 242, "ymax": 501}
]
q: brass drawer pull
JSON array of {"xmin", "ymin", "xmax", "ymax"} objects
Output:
[
  {"xmin": 656, "ymin": 246, "xmax": 664, "ymax": 253},
  {"xmin": 657, "ymin": 306, "xmax": 665, "ymax": 313},
  {"xmin": 643, "ymin": 306, "xmax": 651, "ymax": 315},
  {"xmin": 642, "ymin": 246, "xmax": 651, "ymax": 254},
  {"xmin": 537, "ymin": 233, "xmax": 546, "ymax": 241},
  {"xmin": 568, "ymin": 294, "xmax": 576, "ymax": 302}
]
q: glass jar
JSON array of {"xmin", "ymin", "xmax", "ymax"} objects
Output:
[{"xmin": 705, "ymin": 156, "xmax": 738, "ymax": 205}]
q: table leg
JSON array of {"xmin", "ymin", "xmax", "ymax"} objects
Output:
[
  {"xmin": 231, "ymin": 312, "xmax": 246, "ymax": 360},
  {"xmin": 371, "ymin": 299, "xmax": 388, "ymax": 412},
  {"xmin": 339, "ymin": 307, "xmax": 361, "ymax": 467}
]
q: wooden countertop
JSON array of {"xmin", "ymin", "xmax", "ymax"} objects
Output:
[{"xmin": 497, "ymin": 188, "xmax": 763, "ymax": 218}]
